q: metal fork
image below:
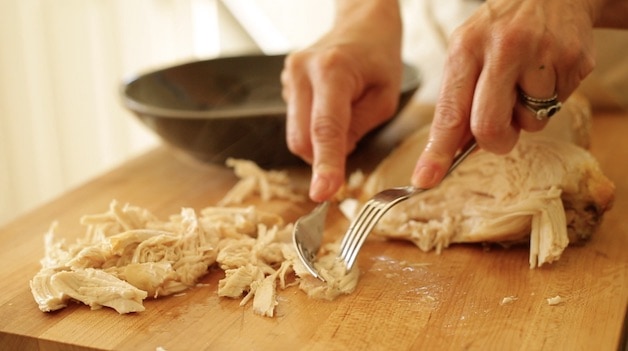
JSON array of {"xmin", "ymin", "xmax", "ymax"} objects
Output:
[
  {"xmin": 293, "ymin": 139, "xmax": 477, "ymax": 281},
  {"xmin": 339, "ymin": 139, "xmax": 477, "ymax": 272}
]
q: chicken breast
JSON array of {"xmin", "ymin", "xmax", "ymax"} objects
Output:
[{"xmin": 356, "ymin": 96, "xmax": 614, "ymax": 268}]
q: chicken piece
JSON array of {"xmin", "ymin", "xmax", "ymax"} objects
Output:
[
  {"xmin": 216, "ymin": 224, "xmax": 297, "ymax": 316},
  {"xmin": 296, "ymin": 242, "xmax": 360, "ymax": 300},
  {"xmin": 250, "ymin": 273, "xmax": 279, "ymax": 317},
  {"xmin": 31, "ymin": 204, "xmax": 221, "ymax": 313},
  {"xmin": 358, "ymin": 95, "xmax": 614, "ymax": 268},
  {"xmin": 219, "ymin": 158, "xmax": 305, "ymax": 205},
  {"xmin": 218, "ymin": 264, "xmax": 264, "ymax": 298},
  {"xmin": 114, "ymin": 262, "xmax": 185, "ymax": 298},
  {"xmin": 30, "ymin": 268, "xmax": 147, "ymax": 313},
  {"xmin": 30, "ymin": 268, "xmax": 69, "ymax": 312},
  {"xmin": 200, "ymin": 206, "xmax": 284, "ymax": 239}
]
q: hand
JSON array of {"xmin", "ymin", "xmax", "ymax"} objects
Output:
[
  {"xmin": 281, "ymin": 0, "xmax": 403, "ymax": 202},
  {"xmin": 412, "ymin": 0, "xmax": 597, "ymax": 188}
]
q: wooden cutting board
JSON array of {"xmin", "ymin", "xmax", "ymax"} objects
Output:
[{"xmin": 0, "ymin": 111, "xmax": 626, "ymax": 351}]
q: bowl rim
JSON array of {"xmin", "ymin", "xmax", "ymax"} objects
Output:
[
  {"xmin": 121, "ymin": 93, "xmax": 287, "ymax": 119},
  {"xmin": 121, "ymin": 54, "xmax": 420, "ymax": 120}
]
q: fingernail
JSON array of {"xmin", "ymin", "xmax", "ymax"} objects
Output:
[
  {"xmin": 310, "ymin": 173, "xmax": 331, "ymax": 201},
  {"xmin": 412, "ymin": 165, "xmax": 436, "ymax": 189}
]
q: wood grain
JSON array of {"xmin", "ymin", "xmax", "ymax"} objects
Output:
[{"xmin": 0, "ymin": 112, "xmax": 626, "ymax": 351}]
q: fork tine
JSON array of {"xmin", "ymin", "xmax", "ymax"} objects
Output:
[
  {"xmin": 340, "ymin": 206, "xmax": 385, "ymax": 270},
  {"xmin": 339, "ymin": 199, "xmax": 399, "ymax": 270},
  {"xmin": 339, "ymin": 188, "xmax": 415, "ymax": 269},
  {"xmin": 339, "ymin": 205, "xmax": 373, "ymax": 259},
  {"xmin": 337, "ymin": 139, "xmax": 479, "ymax": 273},
  {"xmin": 339, "ymin": 200, "xmax": 379, "ymax": 252}
]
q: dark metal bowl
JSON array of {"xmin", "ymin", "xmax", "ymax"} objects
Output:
[{"xmin": 122, "ymin": 54, "xmax": 420, "ymax": 167}]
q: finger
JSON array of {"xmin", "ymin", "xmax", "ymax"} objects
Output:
[
  {"xmin": 346, "ymin": 85, "xmax": 399, "ymax": 152},
  {"xmin": 467, "ymin": 35, "xmax": 531, "ymax": 155},
  {"xmin": 308, "ymin": 69, "xmax": 354, "ymax": 201},
  {"xmin": 514, "ymin": 61, "xmax": 557, "ymax": 131},
  {"xmin": 282, "ymin": 56, "xmax": 314, "ymax": 164},
  {"xmin": 412, "ymin": 45, "xmax": 480, "ymax": 189}
]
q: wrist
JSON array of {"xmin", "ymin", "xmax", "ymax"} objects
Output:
[{"xmin": 334, "ymin": 0, "xmax": 402, "ymax": 35}]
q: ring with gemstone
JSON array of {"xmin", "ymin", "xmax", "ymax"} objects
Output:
[{"xmin": 518, "ymin": 90, "xmax": 562, "ymax": 120}]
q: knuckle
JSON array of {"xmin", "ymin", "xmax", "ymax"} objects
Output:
[
  {"xmin": 580, "ymin": 53, "xmax": 596, "ymax": 78},
  {"xmin": 310, "ymin": 48, "xmax": 358, "ymax": 85},
  {"xmin": 312, "ymin": 47, "xmax": 349, "ymax": 71},
  {"xmin": 492, "ymin": 30, "xmax": 533, "ymax": 63},
  {"xmin": 560, "ymin": 44, "xmax": 585, "ymax": 69},
  {"xmin": 283, "ymin": 51, "xmax": 307, "ymax": 72},
  {"xmin": 472, "ymin": 120, "xmax": 505, "ymax": 141},
  {"xmin": 282, "ymin": 53, "xmax": 306, "ymax": 82},
  {"xmin": 433, "ymin": 100, "xmax": 468, "ymax": 132},
  {"xmin": 448, "ymin": 30, "xmax": 478, "ymax": 63},
  {"xmin": 569, "ymin": 46, "xmax": 596, "ymax": 81},
  {"xmin": 496, "ymin": 16, "xmax": 539, "ymax": 44},
  {"xmin": 471, "ymin": 120, "xmax": 515, "ymax": 154},
  {"xmin": 282, "ymin": 53, "xmax": 309, "ymax": 91},
  {"xmin": 311, "ymin": 116, "xmax": 345, "ymax": 141},
  {"xmin": 484, "ymin": 19, "xmax": 543, "ymax": 64},
  {"xmin": 285, "ymin": 47, "xmax": 359, "ymax": 90}
]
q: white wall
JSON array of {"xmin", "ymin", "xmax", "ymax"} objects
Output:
[
  {"xmin": 0, "ymin": 0, "xmax": 217, "ymax": 224},
  {"xmin": 0, "ymin": 0, "xmax": 334, "ymax": 225}
]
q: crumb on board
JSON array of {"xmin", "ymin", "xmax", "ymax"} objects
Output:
[
  {"xmin": 500, "ymin": 296, "xmax": 519, "ymax": 305},
  {"xmin": 546, "ymin": 295, "xmax": 564, "ymax": 306}
]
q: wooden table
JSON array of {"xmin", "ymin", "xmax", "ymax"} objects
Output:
[{"xmin": 1, "ymin": 111, "xmax": 626, "ymax": 351}]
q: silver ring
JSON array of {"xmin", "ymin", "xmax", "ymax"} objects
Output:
[{"xmin": 518, "ymin": 90, "xmax": 562, "ymax": 120}]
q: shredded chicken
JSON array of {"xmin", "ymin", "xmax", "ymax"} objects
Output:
[
  {"xmin": 30, "ymin": 160, "xmax": 353, "ymax": 316},
  {"xmin": 300, "ymin": 244, "xmax": 360, "ymax": 301},
  {"xmin": 219, "ymin": 158, "xmax": 305, "ymax": 205}
]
